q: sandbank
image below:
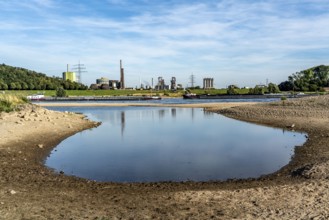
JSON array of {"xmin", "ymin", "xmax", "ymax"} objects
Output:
[{"xmin": 1, "ymin": 97, "xmax": 329, "ymax": 219}]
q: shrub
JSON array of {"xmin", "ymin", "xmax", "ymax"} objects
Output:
[
  {"xmin": 56, "ymin": 87, "xmax": 67, "ymax": 97},
  {"xmin": 227, "ymin": 86, "xmax": 238, "ymax": 95},
  {"xmin": 281, "ymin": 96, "xmax": 287, "ymax": 106}
]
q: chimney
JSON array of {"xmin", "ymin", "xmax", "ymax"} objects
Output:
[{"xmin": 120, "ymin": 60, "xmax": 125, "ymax": 89}]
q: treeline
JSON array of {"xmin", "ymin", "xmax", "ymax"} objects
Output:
[
  {"xmin": 227, "ymin": 83, "xmax": 280, "ymax": 95},
  {"xmin": 0, "ymin": 64, "xmax": 88, "ymax": 90},
  {"xmin": 279, "ymin": 65, "xmax": 329, "ymax": 92}
]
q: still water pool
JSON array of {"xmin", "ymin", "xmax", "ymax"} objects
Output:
[{"xmin": 45, "ymin": 107, "xmax": 306, "ymax": 182}]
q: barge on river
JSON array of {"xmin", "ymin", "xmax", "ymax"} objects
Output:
[
  {"xmin": 183, "ymin": 93, "xmax": 314, "ymax": 99},
  {"xmin": 28, "ymin": 95, "xmax": 161, "ymax": 102}
]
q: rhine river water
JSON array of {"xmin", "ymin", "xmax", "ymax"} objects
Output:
[{"xmin": 45, "ymin": 106, "xmax": 306, "ymax": 182}]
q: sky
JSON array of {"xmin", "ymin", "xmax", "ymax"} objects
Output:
[{"xmin": 1, "ymin": 0, "xmax": 329, "ymax": 88}]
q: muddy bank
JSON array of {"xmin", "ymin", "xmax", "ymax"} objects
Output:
[{"xmin": 0, "ymin": 99, "xmax": 329, "ymax": 219}]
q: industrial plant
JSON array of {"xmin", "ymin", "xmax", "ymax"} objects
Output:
[
  {"xmin": 90, "ymin": 60, "xmax": 126, "ymax": 90},
  {"xmin": 203, "ymin": 78, "xmax": 214, "ymax": 89},
  {"xmin": 62, "ymin": 64, "xmax": 77, "ymax": 82},
  {"xmin": 62, "ymin": 60, "xmax": 215, "ymax": 90}
]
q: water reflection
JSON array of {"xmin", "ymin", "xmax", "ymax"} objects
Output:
[
  {"xmin": 45, "ymin": 107, "xmax": 306, "ymax": 183},
  {"xmin": 121, "ymin": 111, "xmax": 125, "ymax": 137},
  {"xmin": 171, "ymin": 108, "xmax": 176, "ymax": 118}
]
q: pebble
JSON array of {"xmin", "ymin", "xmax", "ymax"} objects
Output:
[
  {"xmin": 38, "ymin": 144, "xmax": 44, "ymax": 149},
  {"xmin": 9, "ymin": 190, "xmax": 17, "ymax": 195}
]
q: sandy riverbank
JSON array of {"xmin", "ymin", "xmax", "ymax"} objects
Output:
[{"xmin": 1, "ymin": 98, "xmax": 329, "ymax": 219}]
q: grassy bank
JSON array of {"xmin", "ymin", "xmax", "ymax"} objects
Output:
[{"xmin": 0, "ymin": 94, "xmax": 28, "ymax": 112}]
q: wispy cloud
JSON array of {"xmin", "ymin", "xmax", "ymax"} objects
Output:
[{"xmin": 0, "ymin": 0, "xmax": 329, "ymax": 87}]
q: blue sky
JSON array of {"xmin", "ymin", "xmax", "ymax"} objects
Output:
[{"xmin": 1, "ymin": 0, "xmax": 329, "ymax": 88}]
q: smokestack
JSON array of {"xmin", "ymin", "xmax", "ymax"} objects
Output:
[
  {"xmin": 120, "ymin": 60, "xmax": 125, "ymax": 89},
  {"xmin": 67, "ymin": 64, "xmax": 69, "ymax": 73}
]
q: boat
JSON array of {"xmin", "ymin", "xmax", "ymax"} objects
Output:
[
  {"xmin": 182, "ymin": 93, "xmax": 199, "ymax": 99},
  {"xmin": 142, "ymin": 95, "xmax": 162, "ymax": 100},
  {"xmin": 27, "ymin": 94, "xmax": 45, "ymax": 101}
]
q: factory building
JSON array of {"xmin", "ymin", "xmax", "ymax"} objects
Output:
[
  {"xmin": 109, "ymin": 80, "xmax": 120, "ymax": 89},
  {"xmin": 170, "ymin": 77, "xmax": 177, "ymax": 90},
  {"xmin": 96, "ymin": 77, "xmax": 109, "ymax": 85},
  {"xmin": 203, "ymin": 78, "xmax": 214, "ymax": 89},
  {"xmin": 62, "ymin": 64, "xmax": 77, "ymax": 82},
  {"xmin": 91, "ymin": 78, "xmax": 121, "ymax": 90},
  {"xmin": 90, "ymin": 60, "xmax": 126, "ymax": 90},
  {"xmin": 155, "ymin": 77, "xmax": 169, "ymax": 90}
]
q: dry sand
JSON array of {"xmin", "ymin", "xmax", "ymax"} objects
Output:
[{"xmin": 0, "ymin": 98, "xmax": 329, "ymax": 219}]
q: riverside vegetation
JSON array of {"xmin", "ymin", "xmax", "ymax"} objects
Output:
[{"xmin": 0, "ymin": 94, "xmax": 27, "ymax": 112}]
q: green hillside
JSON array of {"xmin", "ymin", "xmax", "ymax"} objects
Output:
[
  {"xmin": 0, "ymin": 64, "xmax": 88, "ymax": 90},
  {"xmin": 279, "ymin": 65, "xmax": 329, "ymax": 91}
]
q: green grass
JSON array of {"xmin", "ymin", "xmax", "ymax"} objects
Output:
[{"xmin": 0, "ymin": 94, "xmax": 28, "ymax": 112}]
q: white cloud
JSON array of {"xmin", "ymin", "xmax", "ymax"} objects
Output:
[{"xmin": 0, "ymin": 0, "xmax": 329, "ymax": 87}]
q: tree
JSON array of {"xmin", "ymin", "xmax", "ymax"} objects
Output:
[
  {"xmin": 227, "ymin": 86, "xmax": 238, "ymax": 95},
  {"xmin": 278, "ymin": 81, "xmax": 293, "ymax": 91},
  {"xmin": 15, "ymin": 82, "xmax": 22, "ymax": 90},
  {"xmin": 56, "ymin": 87, "xmax": 67, "ymax": 97},
  {"xmin": 0, "ymin": 64, "xmax": 88, "ymax": 90},
  {"xmin": 21, "ymin": 82, "xmax": 28, "ymax": 90},
  {"xmin": 267, "ymin": 83, "xmax": 280, "ymax": 93},
  {"xmin": 9, "ymin": 82, "xmax": 16, "ymax": 90},
  {"xmin": 281, "ymin": 65, "xmax": 329, "ymax": 92},
  {"xmin": 249, "ymin": 86, "xmax": 265, "ymax": 95}
]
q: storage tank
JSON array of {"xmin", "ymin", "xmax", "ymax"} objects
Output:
[{"xmin": 96, "ymin": 77, "xmax": 109, "ymax": 85}]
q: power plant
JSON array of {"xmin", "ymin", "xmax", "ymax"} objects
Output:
[
  {"xmin": 87, "ymin": 60, "xmax": 218, "ymax": 90},
  {"xmin": 62, "ymin": 64, "xmax": 77, "ymax": 82},
  {"xmin": 203, "ymin": 78, "xmax": 214, "ymax": 89},
  {"xmin": 90, "ymin": 60, "xmax": 125, "ymax": 90}
]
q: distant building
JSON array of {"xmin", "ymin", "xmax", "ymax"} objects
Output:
[
  {"xmin": 170, "ymin": 77, "xmax": 177, "ymax": 90},
  {"xmin": 256, "ymin": 84, "xmax": 267, "ymax": 88},
  {"xmin": 63, "ymin": 71, "xmax": 76, "ymax": 82},
  {"xmin": 63, "ymin": 64, "xmax": 77, "ymax": 82},
  {"xmin": 203, "ymin": 78, "xmax": 214, "ymax": 89},
  {"xmin": 96, "ymin": 77, "xmax": 109, "ymax": 85},
  {"xmin": 155, "ymin": 77, "xmax": 169, "ymax": 90},
  {"xmin": 109, "ymin": 80, "xmax": 120, "ymax": 89},
  {"xmin": 90, "ymin": 77, "xmax": 122, "ymax": 90}
]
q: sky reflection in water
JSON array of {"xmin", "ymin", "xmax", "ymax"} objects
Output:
[{"xmin": 46, "ymin": 107, "xmax": 306, "ymax": 182}]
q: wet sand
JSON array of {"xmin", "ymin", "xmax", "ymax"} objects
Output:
[{"xmin": 1, "ymin": 97, "xmax": 329, "ymax": 219}]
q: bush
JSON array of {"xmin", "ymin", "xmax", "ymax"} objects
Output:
[
  {"xmin": 227, "ymin": 87, "xmax": 238, "ymax": 95},
  {"xmin": 281, "ymin": 96, "xmax": 287, "ymax": 106},
  {"xmin": 56, "ymin": 87, "xmax": 67, "ymax": 97},
  {"xmin": 268, "ymin": 83, "xmax": 280, "ymax": 93},
  {"xmin": 249, "ymin": 86, "xmax": 265, "ymax": 95}
]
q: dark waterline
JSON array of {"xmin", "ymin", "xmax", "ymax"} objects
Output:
[{"xmin": 45, "ymin": 106, "xmax": 306, "ymax": 183}]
